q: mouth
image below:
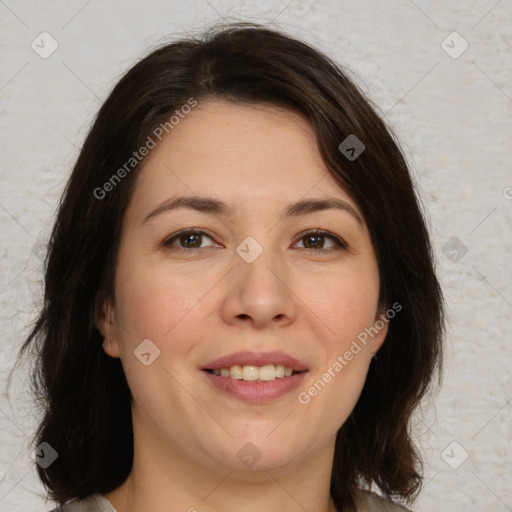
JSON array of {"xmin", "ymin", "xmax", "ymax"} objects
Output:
[
  {"xmin": 201, "ymin": 351, "xmax": 309, "ymax": 403},
  {"xmin": 203, "ymin": 364, "xmax": 304, "ymax": 382},
  {"xmin": 202, "ymin": 350, "xmax": 308, "ymax": 379}
]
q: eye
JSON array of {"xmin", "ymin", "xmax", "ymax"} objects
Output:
[
  {"xmin": 293, "ymin": 229, "xmax": 348, "ymax": 251},
  {"xmin": 162, "ymin": 228, "xmax": 347, "ymax": 252},
  {"xmin": 162, "ymin": 229, "xmax": 219, "ymax": 250}
]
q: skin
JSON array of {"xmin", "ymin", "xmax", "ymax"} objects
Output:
[{"xmin": 97, "ymin": 100, "xmax": 388, "ymax": 512}]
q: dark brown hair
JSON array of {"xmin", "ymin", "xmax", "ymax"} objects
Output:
[{"xmin": 15, "ymin": 22, "xmax": 443, "ymax": 510}]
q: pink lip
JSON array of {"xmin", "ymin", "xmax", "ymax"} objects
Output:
[
  {"xmin": 202, "ymin": 351, "xmax": 309, "ymax": 372},
  {"xmin": 202, "ymin": 370, "xmax": 308, "ymax": 404}
]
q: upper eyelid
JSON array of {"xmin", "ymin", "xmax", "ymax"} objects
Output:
[
  {"xmin": 294, "ymin": 229, "xmax": 347, "ymax": 248},
  {"xmin": 163, "ymin": 228, "xmax": 218, "ymax": 245}
]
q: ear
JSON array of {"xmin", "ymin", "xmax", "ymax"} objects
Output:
[
  {"xmin": 95, "ymin": 296, "xmax": 121, "ymax": 359},
  {"xmin": 370, "ymin": 306, "xmax": 390, "ymax": 357}
]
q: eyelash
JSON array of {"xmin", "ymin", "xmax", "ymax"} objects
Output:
[{"xmin": 162, "ymin": 228, "xmax": 348, "ymax": 252}]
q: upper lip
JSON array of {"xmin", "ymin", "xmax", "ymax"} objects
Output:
[{"xmin": 202, "ymin": 351, "xmax": 309, "ymax": 372}]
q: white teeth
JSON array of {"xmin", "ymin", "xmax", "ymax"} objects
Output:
[
  {"xmin": 258, "ymin": 365, "xmax": 276, "ymax": 381},
  {"xmin": 229, "ymin": 365, "xmax": 243, "ymax": 379},
  {"xmin": 212, "ymin": 364, "xmax": 297, "ymax": 381},
  {"xmin": 242, "ymin": 365, "xmax": 259, "ymax": 381}
]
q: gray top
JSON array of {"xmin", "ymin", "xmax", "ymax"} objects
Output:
[
  {"xmin": 48, "ymin": 494, "xmax": 115, "ymax": 512},
  {"xmin": 48, "ymin": 490, "xmax": 412, "ymax": 511},
  {"xmin": 356, "ymin": 490, "xmax": 412, "ymax": 511}
]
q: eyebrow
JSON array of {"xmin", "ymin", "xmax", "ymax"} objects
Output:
[{"xmin": 142, "ymin": 195, "xmax": 363, "ymax": 226}]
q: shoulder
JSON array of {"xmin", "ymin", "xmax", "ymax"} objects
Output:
[
  {"xmin": 47, "ymin": 494, "xmax": 117, "ymax": 512},
  {"xmin": 354, "ymin": 489, "xmax": 413, "ymax": 512}
]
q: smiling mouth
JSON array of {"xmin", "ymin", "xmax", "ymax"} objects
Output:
[{"xmin": 204, "ymin": 364, "xmax": 304, "ymax": 382}]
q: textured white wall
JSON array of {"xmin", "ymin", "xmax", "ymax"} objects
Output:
[{"xmin": 1, "ymin": 1, "xmax": 511, "ymax": 510}]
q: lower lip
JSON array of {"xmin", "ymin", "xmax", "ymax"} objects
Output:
[{"xmin": 202, "ymin": 370, "xmax": 308, "ymax": 404}]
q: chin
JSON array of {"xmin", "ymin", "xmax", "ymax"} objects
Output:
[{"xmin": 211, "ymin": 435, "xmax": 304, "ymax": 473}]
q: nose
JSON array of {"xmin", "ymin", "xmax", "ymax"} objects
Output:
[{"xmin": 220, "ymin": 245, "xmax": 298, "ymax": 329}]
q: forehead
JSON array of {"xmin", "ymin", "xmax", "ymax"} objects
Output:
[{"xmin": 127, "ymin": 100, "xmax": 361, "ymax": 222}]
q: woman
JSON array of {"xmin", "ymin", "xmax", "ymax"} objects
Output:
[{"xmin": 18, "ymin": 23, "xmax": 443, "ymax": 512}]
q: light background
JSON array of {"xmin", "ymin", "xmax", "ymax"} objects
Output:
[{"xmin": 1, "ymin": 1, "xmax": 511, "ymax": 510}]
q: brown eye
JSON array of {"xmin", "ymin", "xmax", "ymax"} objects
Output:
[
  {"xmin": 295, "ymin": 230, "xmax": 347, "ymax": 251},
  {"xmin": 303, "ymin": 233, "xmax": 325, "ymax": 249},
  {"xmin": 163, "ymin": 229, "xmax": 217, "ymax": 249},
  {"xmin": 179, "ymin": 232, "xmax": 203, "ymax": 248}
]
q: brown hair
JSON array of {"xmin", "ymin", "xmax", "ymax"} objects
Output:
[{"xmin": 15, "ymin": 22, "xmax": 443, "ymax": 510}]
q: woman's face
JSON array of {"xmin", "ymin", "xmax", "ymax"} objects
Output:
[{"xmin": 98, "ymin": 100, "xmax": 387, "ymax": 474}]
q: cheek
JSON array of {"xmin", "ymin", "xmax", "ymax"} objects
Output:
[
  {"xmin": 297, "ymin": 317, "xmax": 374, "ymax": 440},
  {"xmin": 295, "ymin": 271, "xmax": 378, "ymax": 427},
  {"xmin": 114, "ymin": 256, "xmax": 203, "ymax": 342},
  {"xmin": 111, "ymin": 254, "xmax": 219, "ymax": 395},
  {"xmin": 309, "ymin": 269, "xmax": 380, "ymax": 347},
  {"xmin": 111, "ymin": 261, "xmax": 203, "ymax": 411},
  {"xmin": 309, "ymin": 281, "xmax": 375, "ymax": 388}
]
